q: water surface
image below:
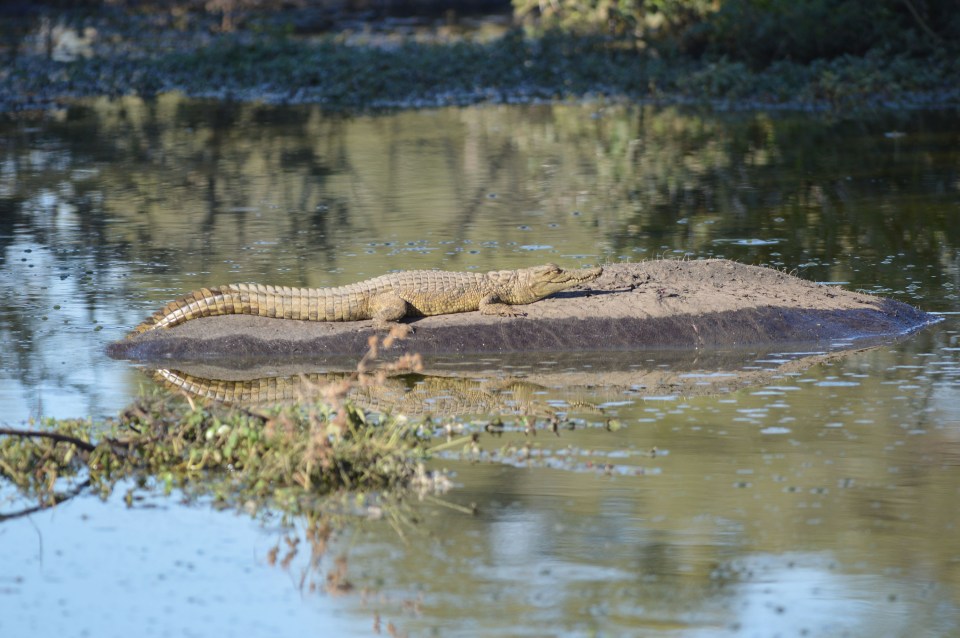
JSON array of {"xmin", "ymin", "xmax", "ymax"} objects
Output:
[{"xmin": 1, "ymin": 98, "xmax": 959, "ymax": 636}]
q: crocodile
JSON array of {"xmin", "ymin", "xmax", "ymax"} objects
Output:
[{"xmin": 133, "ymin": 263, "xmax": 602, "ymax": 334}]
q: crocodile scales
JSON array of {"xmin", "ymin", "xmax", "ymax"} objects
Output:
[{"xmin": 133, "ymin": 263, "xmax": 603, "ymax": 334}]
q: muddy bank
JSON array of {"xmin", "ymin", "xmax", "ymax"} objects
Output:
[{"xmin": 108, "ymin": 260, "xmax": 939, "ymax": 363}]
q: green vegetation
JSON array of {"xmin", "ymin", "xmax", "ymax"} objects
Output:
[
  {"xmin": 4, "ymin": 30, "xmax": 956, "ymax": 112},
  {"xmin": 514, "ymin": 0, "xmax": 957, "ymax": 63},
  {"xmin": 0, "ymin": 389, "xmax": 452, "ymax": 520},
  {"xmin": 160, "ymin": 31, "xmax": 960, "ymax": 109},
  {"xmin": 1, "ymin": 1, "xmax": 957, "ymax": 113}
]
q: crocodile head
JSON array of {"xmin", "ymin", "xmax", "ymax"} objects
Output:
[{"xmin": 494, "ymin": 262, "xmax": 603, "ymax": 304}]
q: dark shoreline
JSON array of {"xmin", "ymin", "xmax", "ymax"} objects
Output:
[{"xmin": 3, "ymin": 11, "xmax": 959, "ymax": 115}]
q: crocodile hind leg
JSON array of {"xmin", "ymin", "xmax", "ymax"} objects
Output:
[{"xmin": 370, "ymin": 291, "xmax": 410, "ymax": 328}]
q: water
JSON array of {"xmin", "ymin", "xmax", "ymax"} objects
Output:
[{"xmin": 2, "ymin": 97, "xmax": 960, "ymax": 636}]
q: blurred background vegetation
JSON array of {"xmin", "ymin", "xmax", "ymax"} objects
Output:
[
  {"xmin": 513, "ymin": 0, "xmax": 957, "ymax": 63},
  {"xmin": 3, "ymin": 0, "xmax": 956, "ymax": 66}
]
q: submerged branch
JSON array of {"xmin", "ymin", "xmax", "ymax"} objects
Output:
[
  {"xmin": 0, "ymin": 427, "xmax": 96, "ymax": 452},
  {"xmin": 0, "ymin": 479, "xmax": 91, "ymax": 522}
]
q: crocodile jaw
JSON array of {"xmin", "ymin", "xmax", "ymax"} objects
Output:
[{"xmin": 503, "ymin": 263, "xmax": 603, "ymax": 304}]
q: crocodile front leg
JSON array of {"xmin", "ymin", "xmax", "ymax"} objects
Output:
[{"xmin": 479, "ymin": 294, "xmax": 525, "ymax": 317}]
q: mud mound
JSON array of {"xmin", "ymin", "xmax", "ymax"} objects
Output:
[{"xmin": 108, "ymin": 260, "xmax": 938, "ymax": 362}]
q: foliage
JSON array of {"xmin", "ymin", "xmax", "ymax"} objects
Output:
[
  {"xmin": 15, "ymin": 27, "xmax": 946, "ymax": 110},
  {"xmin": 514, "ymin": 0, "xmax": 959, "ymax": 63},
  {"xmin": 513, "ymin": 0, "xmax": 716, "ymax": 39},
  {"xmin": 0, "ymin": 392, "xmax": 446, "ymax": 519},
  {"xmin": 2, "ymin": 2, "xmax": 959, "ymax": 113},
  {"xmin": 698, "ymin": 0, "xmax": 956, "ymax": 63}
]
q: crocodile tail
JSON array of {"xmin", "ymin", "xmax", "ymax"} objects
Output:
[
  {"xmin": 132, "ymin": 286, "xmax": 236, "ymax": 334},
  {"xmin": 152, "ymin": 368, "xmax": 351, "ymax": 405},
  {"xmin": 153, "ymin": 368, "xmax": 295, "ymax": 404},
  {"xmin": 131, "ymin": 284, "xmax": 339, "ymax": 335}
]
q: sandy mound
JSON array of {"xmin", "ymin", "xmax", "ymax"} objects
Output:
[{"xmin": 108, "ymin": 260, "xmax": 937, "ymax": 363}]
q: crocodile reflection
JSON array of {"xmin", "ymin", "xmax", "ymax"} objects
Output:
[
  {"xmin": 143, "ymin": 347, "xmax": 863, "ymax": 418},
  {"xmin": 151, "ymin": 367, "xmax": 590, "ymax": 419}
]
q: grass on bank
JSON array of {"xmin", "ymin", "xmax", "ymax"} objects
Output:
[{"xmin": 4, "ymin": 25, "xmax": 960, "ymax": 113}]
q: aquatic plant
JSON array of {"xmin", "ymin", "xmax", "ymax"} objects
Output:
[{"xmin": 0, "ymin": 390, "xmax": 453, "ymax": 520}]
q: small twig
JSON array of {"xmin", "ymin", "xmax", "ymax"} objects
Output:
[
  {"xmin": 900, "ymin": 0, "xmax": 943, "ymax": 43},
  {"xmin": 425, "ymin": 434, "xmax": 473, "ymax": 455},
  {"xmin": 0, "ymin": 479, "xmax": 91, "ymax": 522},
  {"xmin": 0, "ymin": 427, "xmax": 96, "ymax": 452},
  {"xmin": 421, "ymin": 494, "xmax": 477, "ymax": 515}
]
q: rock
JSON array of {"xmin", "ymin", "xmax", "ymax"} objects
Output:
[{"xmin": 107, "ymin": 260, "xmax": 939, "ymax": 363}]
